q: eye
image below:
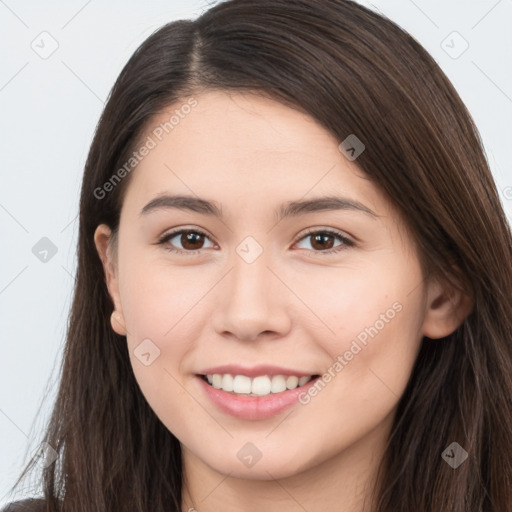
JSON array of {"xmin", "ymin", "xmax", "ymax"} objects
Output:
[
  {"xmin": 157, "ymin": 228, "xmax": 216, "ymax": 255},
  {"xmin": 157, "ymin": 227, "xmax": 355, "ymax": 256},
  {"xmin": 293, "ymin": 228, "xmax": 354, "ymax": 255}
]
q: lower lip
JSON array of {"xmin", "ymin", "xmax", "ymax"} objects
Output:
[{"xmin": 195, "ymin": 375, "xmax": 320, "ymax": 420}]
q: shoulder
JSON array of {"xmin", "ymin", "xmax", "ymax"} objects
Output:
[{"xmin": 1, "ymin": 499, "xmax": 47, "ymax": 512}]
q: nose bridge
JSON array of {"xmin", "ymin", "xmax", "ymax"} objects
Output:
[
  {"xmin": 212, "ymin": 237, "xmax": 291, "ymax": 340},
  {"xmin": 229, "ymin": 241, "xmax": 274, "ymax": 314}
]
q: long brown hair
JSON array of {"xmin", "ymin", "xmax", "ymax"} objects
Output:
[{"xmin": 5, "ymin": 1, "xmax": 512, "ymax": 510}]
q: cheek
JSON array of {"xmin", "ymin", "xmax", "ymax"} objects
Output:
[
  {"xmin": 119, "ymin": 253, "xmax": 210, "ymax": 344},
  {"xmin": 122, "ymin": 279, "xmax": 198, "ymax": 438},
  {"xmin": 291, "ymin": 290, "xmax": 424, "ymax": 468},
  {"xmin": 118, "ymin": 257, "xmax": 207, "ymax": 415},
  {"xmin": 290, "ymin": 254, "xmax": 416, "ymax": 340},
  {"xmin": 303, "ymin": 254, "xmax": 425, "ymax": 408}
]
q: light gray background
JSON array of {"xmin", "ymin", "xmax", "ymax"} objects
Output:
[{"xmin": 1, "ymin": 0, "xmax": 511, "ymax": 505}]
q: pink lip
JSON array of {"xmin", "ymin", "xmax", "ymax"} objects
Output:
[
  {"xmin": 195, "ymin": 374, "xmax": 320, "ymax": 421},
  {"xmin": 198, "ymin": 364, "xmax": 317, "ymax": 378}
]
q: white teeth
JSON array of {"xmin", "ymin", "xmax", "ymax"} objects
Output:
[
  {"xmin": 221, "ymin": 374, "xmax": 234, "ymax": 392},
  {"xmin": 298, "ymin": 376, "xmax": 310, "ymax": 386},
  {"xmin": 204, "ymin": 373, "xmax": 314, "ymax": 396},
  {"xmin": 251, "ymin": 376, "xmax": 272, "ymax": 396},
  {"xmin": 270, "ymin": 375, "xmax": 287, "ymax": 393},
  {"xmin": 286, "ymin": 376, "xmax": 299, "ymax": 389},
  {"xmin": 233, "ymin": 375, "xmax": 251, "ymax": 394},
  {"xmin": 212, "ymin": 374, "xmax": 222, "ymax": 389}
]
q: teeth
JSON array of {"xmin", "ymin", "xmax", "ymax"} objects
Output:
[
  {"xmin": 221, "ymin": 374, "xmax": 234, "ymax": 391},
  {"xmin": 298, "ymin": 376, "xmax": 311, "ymax": 386},
  {"xmin": 271, "ymin": 375, "xmax": 287, "ymax": 393},
  {"xmin": 233, "ymin": 375, "xmax": 252, "ymax": 394},
  {"xmin": 204, "ymin": 373, "xmax": 314, "ymax": 396},
  {"xmin": 212, "ymin": 374, "xmax": 222, "ymax": 388},
  {"xmin": 252, "ymin": 376, "xmax": 271, "ymax": 396},
  {"xmin": 286, "ymin": 376, "xmax": 299, "ymax": 389}
]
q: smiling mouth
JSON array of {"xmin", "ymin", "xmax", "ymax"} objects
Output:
[{"xmin": 198, "ymin": 373, "xmax": 321, "ymax": 397}]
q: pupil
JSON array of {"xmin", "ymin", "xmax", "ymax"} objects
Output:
[
  {"xmin": 313, "ymin": 233, "xmax": 334, "ymax": 250},
  {"xmin": 183, "ymin": 232, "xmax": 203, "ymax": 250}
]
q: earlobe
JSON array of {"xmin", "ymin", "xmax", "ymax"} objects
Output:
[
  {"xmin": 422, "ymin": 272, "xmax": 474, "ymax": 340},
  {"xmin": 110, "ymin": 310, "xmax": 127, "ymax": 336},
  {"xmin": 93, "ymin": 224, "xmax": 127, "ymax": 336}
]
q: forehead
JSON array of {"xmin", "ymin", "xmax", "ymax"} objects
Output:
[{"xmin": 121, "ymin": 90, "xmax": 386, "ymax": 219}]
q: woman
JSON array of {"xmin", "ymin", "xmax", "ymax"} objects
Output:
[{"xmin": 4, "ymin": 0, "xmax": 512, "ymax": 510}]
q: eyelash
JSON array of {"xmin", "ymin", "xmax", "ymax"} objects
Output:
[{"xmin": 157, "ymin": 227, "xmax": 355, "ymax": 256}]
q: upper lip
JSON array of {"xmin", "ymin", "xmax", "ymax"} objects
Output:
[{"xmin": 197, "ymin": 364, "xmax": 319, "ymax": 378}]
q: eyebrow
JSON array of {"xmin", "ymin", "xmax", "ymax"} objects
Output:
[{"xmin": 139, "ymin": 194, "xmax": 378, "ymax": 221}]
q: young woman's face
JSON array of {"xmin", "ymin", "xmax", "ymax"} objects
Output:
[{"xmin": 95, "ymin": 90, "xmax": 455, "ymax": 482}]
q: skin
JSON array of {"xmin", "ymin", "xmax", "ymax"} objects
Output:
[{"xmin": 94, "ymin": 90, "xmax": 473, "ymax": 512}]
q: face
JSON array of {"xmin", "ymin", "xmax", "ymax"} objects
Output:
[{"xmin": 94, "ymin": 90, "xmax": 468, "ymax": 483}]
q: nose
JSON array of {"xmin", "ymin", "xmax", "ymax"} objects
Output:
[{"xmin": 211, "ymin": 249, "xmax": 292, "ymax": 342}]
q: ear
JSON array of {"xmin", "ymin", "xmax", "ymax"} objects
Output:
[
  {"xmin": 93, "ymin": 224, "xmax": 127, "ymax": 336},
  {"xmin": 421, "ymin": 269, "xmax": 474, "ymax": 339}
]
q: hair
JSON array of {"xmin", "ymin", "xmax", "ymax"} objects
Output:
[{"xmin": 4, "ymin": 0, "xmax": 512, "ymax": 511}]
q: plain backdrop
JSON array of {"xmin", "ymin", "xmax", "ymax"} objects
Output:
[{"xmin": 1, "ymin": 0, "xmax": 511, "ymax": 505}]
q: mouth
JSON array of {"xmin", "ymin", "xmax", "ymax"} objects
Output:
[
  {"xmin": 195, "ymin": 372, "xmax": 322, "ymax": 420},
  {"xmin": 197, "ymin": 373, "xmax": 321, "ymax": 397}
]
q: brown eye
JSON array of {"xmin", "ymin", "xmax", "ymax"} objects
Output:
[
  {"xmin": 179, "ymin": 231, "xmax": 206, "ymax": 250},
  {"xmin": 158, "ymin": 229, "xmax": 215, "ymax": 254},
  {"xmin": 295, "ymin": 229, "xmax": 354, "ymax": 255},
  {"xmin": 309, "ymin": 232, "xmax": 336, "ymax": 250}
]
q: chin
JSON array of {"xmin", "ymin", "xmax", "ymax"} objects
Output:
[{"xmin": 202, "ymin": 447, "xmax": 313, "ymax": 481}]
